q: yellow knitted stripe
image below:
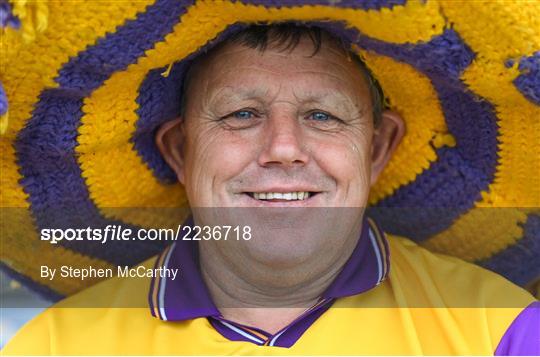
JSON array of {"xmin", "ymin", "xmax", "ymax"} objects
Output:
[
  {"xmin": 439, "ymin": 0, "xmax": 540, "ymax": 208},
  {"xmin": 465, "ymin": 64, "xmax": 540, "ymax": 208},
  {"xmin": 76, "ymin": 47, "xmax": 189, "ymax": 230},
  {"xmin": 422, "ymin": 209, "xmax": 536, "ymax": 261},
  {"xmin": 1, "ymin": 0, "xmax": 154, "ymax": 295},
  {"xmin": 439, "ymin": 0, "xmax": 540, "ymax": 60},
  {"xmin": 77, "ymin": 63, "xmax": 187, "ymax": 212},
  {"xmin": 423, "ymin": 1, "xmax": 540, "ymax": 260},
  {"xmin": 9, "ymin": 0, "xmax": 49, "ymax": 43},
  {"xmin": 359, "ymin": 50, "xmax": 452, "ymax": 204},
  {"xmin": 225, "ymin": 0, "xmax": 446, "ymax": 44},
  {"xmin": 77, "ymin": 0, "xmax": 445, "ymax": 228}
]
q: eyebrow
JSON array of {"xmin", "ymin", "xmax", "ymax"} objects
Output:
[
  {"xmin": 211, "ymin": 85, "xmax": 366, "ymax": 111},
  {"xmin": 292, "ymin": 89, "xmax": 368, "ymax": 116},
  {"xmin": 209, "ymin": 86, "xmax": 272, "ymax": 105}
]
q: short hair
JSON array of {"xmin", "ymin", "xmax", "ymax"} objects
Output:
[{"xmin": 180, "ymin": 23, "xmax": 385, "ymax": 127}]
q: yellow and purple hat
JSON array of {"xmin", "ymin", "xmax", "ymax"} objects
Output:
[{"xmin": 1, "ymin": 0, "xmax": 539, "ymax": 300}]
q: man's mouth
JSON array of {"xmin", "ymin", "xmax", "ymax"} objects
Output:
[{"xmin": 247, "ymin": 191, "xmax": 315, "ymax": 202}]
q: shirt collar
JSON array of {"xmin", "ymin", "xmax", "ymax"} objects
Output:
[{"xmin": 149, "ymin": 215, "xmax": 390, "ymax": 321}]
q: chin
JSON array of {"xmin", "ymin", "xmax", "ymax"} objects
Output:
[{"xmin": 246, "ymin": 237, "xmax": 318, "ymax": 268}]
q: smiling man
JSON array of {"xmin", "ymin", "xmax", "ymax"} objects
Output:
[{"xmin": 3, "ymin": 24, "xmax": 539, "ymax": 356}]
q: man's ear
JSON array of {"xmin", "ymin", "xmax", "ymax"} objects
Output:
[
  {"xmin": 155, "ymin": 117, "xmax": 186, "ymax": 185},
  {"xmin": 370, "ymin": 110, "xmax": 405, "ymax": 185}
]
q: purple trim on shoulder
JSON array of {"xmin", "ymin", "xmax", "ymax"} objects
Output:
[{"xmin": 495, "ymin": 301, "xmax": 540, "ymax": 356}]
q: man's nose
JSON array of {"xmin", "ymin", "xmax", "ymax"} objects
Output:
[{"xmin": 257, "ymin": 111, "xmax": 310, "ymax": 168}]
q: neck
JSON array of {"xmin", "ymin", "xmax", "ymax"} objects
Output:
[{"xmin": 198, "ymin": 234, "xmax": 360, "ymax": 334}]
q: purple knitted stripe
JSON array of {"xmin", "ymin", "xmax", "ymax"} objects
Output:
[
  {"xmin": 0, "ymin": 81, "xmax": 7, "ymax": 115},
  {"xmin": 0, "ymin": 261, "xmax": 64, "ymax": 302},
  {"xmin": 15, "ymin": 91, "xmax": 167, "ymax": 265},
  {"xmin": 233, "ymin": 0, "xmax": 406, "ymax": 10},
  {"xmin": 513, "ymin": 51, "xmax": 540, "ymax": 105},
  {"xmin": 56, "ymin": 0, "xmax": 193, "ymax": 90},
  {"xmin": 479, "ymin": 214, "xmax": 540, "ymax": 287},
  {"xmin": 133, "ymin": 25, "xmax": 247, "ymax": 182},
  {"xmin": 0, "ymin": 0, "xmax": 21, "ymax": 29},
  {"xmin": 133, "ymin": 66, "xmax": 185, "ymax": 183},
  {"xmin": 15, "ymin": 0, "xmax": 192, "ymax": 265}
]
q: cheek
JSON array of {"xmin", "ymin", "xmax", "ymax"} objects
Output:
[
  {"xmin": 184, "ymin": 128, "xmax": 254, "ymax": 200},
  {"xmin": 310, "ymin": 132, "xmax": 372, "ymax": 199}
]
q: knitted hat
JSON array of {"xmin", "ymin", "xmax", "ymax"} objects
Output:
[{"xmin": 1, "ymin": 0, "xmax": 539, "ymax": 301}]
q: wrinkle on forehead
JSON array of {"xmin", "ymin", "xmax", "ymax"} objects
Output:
[
  {"xmin": 186, "ymin": 36, "xmax": 372, "ymax": 118},
  {"xmin": 205, "ymin": 47, "xmax": 366, "ymax": 84}
]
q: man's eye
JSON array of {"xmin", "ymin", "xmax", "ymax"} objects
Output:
[
  {"xmin": 232, "ymin": 110, "xmax": 254, "ymax": 120},
  {"xmin": 308, "ymin": 111, "xmax": 334, "ymax": 121},
  {"xmin": 218, "ymin": 109, "xmax": 261, "ymax": 130}
]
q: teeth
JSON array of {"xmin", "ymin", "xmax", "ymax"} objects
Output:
[{"xmin": 252, "ymin": 191, "xmax": 311, "ymax": 201}]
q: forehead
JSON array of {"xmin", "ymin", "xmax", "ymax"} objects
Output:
[{"xmin": 186, "ymin": 35, "xmax": 372, "ymax": 102}]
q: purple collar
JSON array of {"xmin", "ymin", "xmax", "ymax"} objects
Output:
[{"xmin": 149, "ymin": 215, "xmax": 390, "ymax": 347}]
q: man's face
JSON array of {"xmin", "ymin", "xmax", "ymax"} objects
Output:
[
  {"xmin": 157, "ymin": 35, "xmax": 402, "ymax": 276},
  {"xmin": 181, "ymin": 37, "xmax": 375, "ymax": 209}
]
